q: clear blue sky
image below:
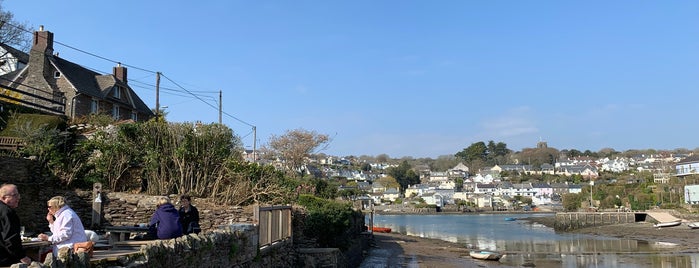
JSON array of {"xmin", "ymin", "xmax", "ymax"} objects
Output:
[{"xmin": 5, "ymin": 1, "xmax": 699, "ymax": 158}]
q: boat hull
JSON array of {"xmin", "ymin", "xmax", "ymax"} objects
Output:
[
  {"xmin": 469, "ymin": 251, "xmax": 502, "ymax": 261},
  {"xmin": 654, "ymin": 220, "xmax": 681, "ymax": 228},
  {"xmin": 372, "ymin": 227, "xmax": 392, "ymax": 233},
  {"xmin": 687, "ymin": 222, "xmax": 699, "ymax": 229}
]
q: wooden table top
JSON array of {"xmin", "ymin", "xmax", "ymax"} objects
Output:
[
  {"xmin": 22, "ymin": 240, "xmax": 51, "ymax": 248},
  {"xmin": 104, "ymin": 226, "xmax": 150, "ymax": 232}
]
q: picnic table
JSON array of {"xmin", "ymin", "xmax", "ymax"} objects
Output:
[
  {"xmin": 22, "ymin": 240, "xmax": 51, "ymax": 261},
  {"xmin": 104, "ymin": 226, "xmax": 150, "ymax": 245}
]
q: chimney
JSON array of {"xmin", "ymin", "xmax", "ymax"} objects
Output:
[
  {"xmin": 32, "ymin": 25, "xmax": 54, "ymax": 55},
  {"xmin": 113, "ymin": 63, "xmax": 127, "ymax": 83}
]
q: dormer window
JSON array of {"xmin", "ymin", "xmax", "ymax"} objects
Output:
[
  {"xmin": 54, "ymin": 71, "xmax": 61, "ymax": 78},
  {"xmin": 112, "ymin": 86, "xmax": 121, "ymax": 99}
]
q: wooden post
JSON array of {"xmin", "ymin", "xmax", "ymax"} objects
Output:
[{"xmin": 91, "ymin": 183, "xmax": 102, "ymax": 229}]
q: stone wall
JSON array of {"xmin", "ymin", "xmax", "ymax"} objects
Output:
[
  {"xmin": 98, "ymin": 192, "xmax": 254, "ymax": 232},
  {"xmin": 554, "ymin": 212, "xmax": 638, "ymax": 231},
  {"xmin": 24, "ymin": 223, "xmax": 294, "ymax": 268}
]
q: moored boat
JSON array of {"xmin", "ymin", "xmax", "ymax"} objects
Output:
[
  {"xmin": 687, "ymin": 222, "xmax": 699, "ymax": 229},
  {"xmin": 504, "ymin": 217, "xmax": 517, "ymax": 221},
  {"xmin": 469, "ymin": 250, "xmax": 503, "ymax": 261},
  {"xmin": 653, "ymin": 219, "xmax": 681, "ymax": 228},
  {"xmin": 372, "ymin": 227, "xmax": 392, "ymax": 233}
]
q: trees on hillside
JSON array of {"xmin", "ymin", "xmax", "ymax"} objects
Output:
[
  {"xmin": 267, "ymin": 128, "xmax": 329, "ymax": 176},
  {"xmin": 386, "ymin": 160, "xmax": 419, "ymax": 192},
  {"xmin": 455, "ymin": 140, "xmax": 511, "ymax": 171}
]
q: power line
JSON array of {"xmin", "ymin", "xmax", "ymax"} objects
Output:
[
  {"xmin": 1, "ymin": 20, "xmax": 257, "ymax": 131},
  {"xmin": 160, "ymin": 73, "xmax": 254, "ymax": 128}
]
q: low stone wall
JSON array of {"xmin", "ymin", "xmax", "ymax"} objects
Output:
[
  {"xmin": 13, "ymin": 223, "xmax": 295, "ymax": 268},
  {"xmin": 554, "ymin": 212, "xmax": 638, "ymax": 231},
  {"xmin": 99, "ymin": 192, "xmax": 253, "ymax": 232}
]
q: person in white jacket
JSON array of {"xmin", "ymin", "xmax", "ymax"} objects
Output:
[{"xmin": 38, "ymin": 196, "xmax": 87, "ymax": 257}]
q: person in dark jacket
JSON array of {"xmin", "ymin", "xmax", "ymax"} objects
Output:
[
  {"xmin": 178, "ymin": 195, "xmax": 200, "ymax": 235},
  {"xmin": 0, "ymin": 184, "xmax": 31, "ymax": 265},
  {"xmin": 148, "ymin": 196, "xmax": 183, "ymax": 239}
]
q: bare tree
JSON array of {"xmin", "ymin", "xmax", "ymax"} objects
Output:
[
  {"xmin": 268, "ymin": 128, "xmax": 329, "ymax": 176},
  {"xmin": 0, "ymin": 2, "xmax": 34, "ymax": 50}
]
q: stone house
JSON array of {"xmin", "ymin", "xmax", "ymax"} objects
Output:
[{"xmin": 0, "ymin": 26, "xmax": 153, "ymax": 121}]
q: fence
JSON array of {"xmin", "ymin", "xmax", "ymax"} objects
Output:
[
  {"xmin": 254, "ymin": 205, "xmax": 292, "ymax": 248},
  {"xmin": 0, "ymin": 136, "xmax": 25, "ymax": 151}
]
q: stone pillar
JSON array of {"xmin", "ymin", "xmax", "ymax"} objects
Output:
[{"xmin": 91, "ymin": 183, "xmax": 102, "ymax": 229}]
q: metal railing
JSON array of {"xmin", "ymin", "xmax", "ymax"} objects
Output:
[{"xmin": 254, "ymin": 205, "xmax": 292, "ymax": 248}]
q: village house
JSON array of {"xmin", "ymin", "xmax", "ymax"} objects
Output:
[{"xmin": 0, "ymin": 26, "xmax": 153, "ymax": 121}]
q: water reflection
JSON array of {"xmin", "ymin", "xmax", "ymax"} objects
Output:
[{"xmin": 373, "ymin": 214, "xmax": 699, "ymax": 268}]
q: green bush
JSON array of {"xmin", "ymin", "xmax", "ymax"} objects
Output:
[{"xmin": 297, "ymin": 194, "xmax": 359, "ymax": 250}]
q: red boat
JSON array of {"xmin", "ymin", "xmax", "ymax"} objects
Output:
[{"xmin": 372, "ymin": 227, "xmax": 392, "ymax": 233}]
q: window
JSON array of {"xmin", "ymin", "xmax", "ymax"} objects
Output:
[
  {"xmin": 54, "ymin": 71, "xmax": 61, "ymax": 78},
  {"xmin": 91, "ymin": 99, "xmax": 98, "ymax": 113},
  {"xmin": 131, "ymin": 111, "xmax": 138, "ymax": 121},
  {"xmin": 112, "ymin": 86, "xmax": 121, "ymax": 99},
  {"xmin": 112, "ymin": 105, "xmax": 120, "ymax": 119}
]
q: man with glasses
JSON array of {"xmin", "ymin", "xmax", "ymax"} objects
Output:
[{"xmin": 0, "ymin": 184, "xmax": 32, "ymax": 265}]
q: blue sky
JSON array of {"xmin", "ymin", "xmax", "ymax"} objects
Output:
[{"xmin": 4, "ymin": 1, "xmax": 699, "ymax": 158}]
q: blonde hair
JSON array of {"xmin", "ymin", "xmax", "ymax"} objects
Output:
[
  {"xmin": 48, "ymin": 196, "xmax": 66, "ymax": 208},
  {"xmin": 157, "ymin": 196, "xmax": 171, "ymax": 207}
]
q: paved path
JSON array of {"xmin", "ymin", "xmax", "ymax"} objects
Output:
[{"xmin": 646, "ymin": 212, "xmax": 681, "ymax": 223}]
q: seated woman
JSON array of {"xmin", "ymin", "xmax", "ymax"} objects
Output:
[
  {"xmin": 149, "ymin": 196, "xmax": 183, "ymax": 239},
  {"xmin": 38, "ymin": 196, "xmax": 88, "ymax": 257},
  {"xmin": 178, "ymin": 194, "xmax": 200, "ymax": 235}
]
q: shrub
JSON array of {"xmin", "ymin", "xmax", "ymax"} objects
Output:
[{"xmin": 297, "ymin": 194, "xmax": 360, "ymax": 250}]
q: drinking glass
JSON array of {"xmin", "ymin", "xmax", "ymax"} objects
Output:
[{"xmin": 20, "ymin": 226, "xmax": 25, "ymax": 238}]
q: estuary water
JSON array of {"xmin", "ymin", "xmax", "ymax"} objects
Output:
[{"xmin": 371, "ymin": 213, "xmax": 699, "ymax": 268}]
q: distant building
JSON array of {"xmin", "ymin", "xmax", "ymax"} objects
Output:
[{"xmin": 685, "ymin": 185, "xmax": 699, "ymax": 204}]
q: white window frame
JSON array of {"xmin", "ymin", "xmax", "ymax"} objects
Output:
[{"xmin": 131, "ymin": 111, "xmax": 138, "ymax": 121}]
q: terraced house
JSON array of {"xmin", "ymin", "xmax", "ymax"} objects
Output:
[{"xmin": 0, "ymin": 26, "xmax": 153, "ymax": 121}]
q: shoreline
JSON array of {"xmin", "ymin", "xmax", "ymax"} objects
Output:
[
  {"xmin": 522, "ymin": 215, "xmax": 699, "ymax": 251},
  {"xmin": 361, "ymin": 212, "xmax": 699, "ymax": 267}
]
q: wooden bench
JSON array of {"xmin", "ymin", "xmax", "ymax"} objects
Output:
[
  {"xmin": 112, "ymin": 240, "xmax": 155, "ymax": 250},
  {"xmin": 0, "ymin": 136, "xmax": 24, "ymax": 151},
  {"xmin": 90, "ymin": 248, "xmax": 141, "ymax": 263},
  {"xmin": 104, "ymin": 226, "xmax": 150, "ymax": 245}
]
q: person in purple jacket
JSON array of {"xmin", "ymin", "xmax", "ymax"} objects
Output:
[{"xmin": 148, "ymin": 196, "xmax": 182, "ymax": 239}]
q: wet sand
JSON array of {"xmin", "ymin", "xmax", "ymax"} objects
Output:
[
  {"xmin": 360, "ymin": 232, "xmax": 513, "ymax": 268},
  {"xmin": 526, "ymin": 215, "xmax": 699, "ymax": 251}
]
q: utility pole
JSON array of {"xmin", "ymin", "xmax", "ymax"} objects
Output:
[
  {"xmin": 155, "ymin": 72, "xmax": 161, "ymax": 121},
  {"xmin": 253, "ymin": 126, "xmax": 257, "ymax": 163},
  {"xmin": 219, "ymin": 90, "xmax": 222, "ymax": 124}
]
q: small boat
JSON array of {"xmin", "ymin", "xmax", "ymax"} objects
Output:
[
  {"xmin": 469, "ymin": 250, "xmax": 503, "ymax": 261},
  {"xmin": 372, "ymin": 227, "xmax": 392, "ymax": 233},
  {"xmin": 504, "ymin": 217, "xmax": 517, "ymax": 221},
  {"xmin": 687, "ymin": 222, "xmax": 699, "ymax": 229},
  {"xmin": 654, "ymin": 219, "xmax": 682, "ymax": 228}
]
